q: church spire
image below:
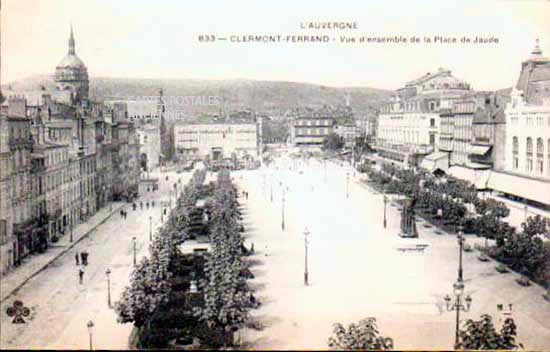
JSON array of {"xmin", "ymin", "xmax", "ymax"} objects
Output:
[{"xmin": 68, "ymin": 24, "xmax": 76, "ymax": 55}]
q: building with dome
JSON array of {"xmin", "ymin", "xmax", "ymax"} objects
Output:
[{"xmin": 54, "ymin": 26, "xmax": 89, "ymax": 103}]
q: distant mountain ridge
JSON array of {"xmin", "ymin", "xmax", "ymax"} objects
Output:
[{"xmin": 2, "ymin": 75, "xmax": 393, "ymax": 115}]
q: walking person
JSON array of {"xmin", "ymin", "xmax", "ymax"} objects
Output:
[
  {"xmin": 80, "ymin": 251, "xmax": 86, "ymax": 266},
  {"xmin": 75, "ymin": 251, "xmax": 80, "ymax": 266},
  {"xmin": 78, "ymin": 267, "xmax": 84, "ymax": 284}
]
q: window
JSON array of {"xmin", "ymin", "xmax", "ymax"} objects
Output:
[
  {"xmin": 512, "ymin": 137, "xmax": 519, "ymax": 153},
  {"xmin": 430, "ymin": 118, "xmax": 435, "ymax": 127},
  {"xmin": 526, "ymin": 137, "xmax": 533, "ymax": 156},
  {"xmin": 537, "ymin": 138, "xmax": 544, "ymax": 156}
]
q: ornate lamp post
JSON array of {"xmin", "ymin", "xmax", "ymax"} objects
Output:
[
  {"xmin": 383, "ymin": 189, "xmax": 388, "ymax": 229},
  {"xmin": 346, "ymin": 171, "xmax": 349, "ymax": 199},
  {"xmin": 457, "ymin": 226, "xmax": 465, "ymax": 281},
  {"xmin": 304, "ymin": 227, "xmax": 310, "ymax": 286},
  {"xmin": 270, "ymin": 174, "xmax": 273, "ymax": 203},
  {"xmin": 444, "ymin": 279, "xmax": 472, "ymax": 348},
  {"xmin": 106, "ymin": 268, "xmax": 111, "ymax": 308},
  {"xmin": 324, "ymin": 159, "xmax": 327, "ymax": 183},
  {"xmin": 281, "ymin": 187, "xmax": 286, "ymax": 231},
  {"xmin": 132, "ymin": 236, "xmax": 137, "ymax": 266},
  {"xmin": 86, "ymin": 320, "xmax": 94, "ymax": 350},
  {"xmin": 149, "ymin": 216, "xmax": 152, "ymax": 241}
]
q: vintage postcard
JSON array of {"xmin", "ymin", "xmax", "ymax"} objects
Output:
[{"xmin": 1, "ymin": 0, "xmax": 549, "ymax": 350}]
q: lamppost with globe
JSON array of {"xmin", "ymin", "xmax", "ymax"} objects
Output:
[
  {"xmin": 383, "ymin": 189, "xmax": 388, "ymax": 229},
  {"xmin": 106, "ymin": 268, "xmax": 112, "ymax": 308},
  {"xmin": 149, "ymin": 216, "xmax": 153, "ymax": 241},
  {"xmin": 132, "ymin": 236, "xmax": 137, "ymax": 266},
  {"xmin": 457, "ymin": 226, "xmax": 465, "ymax": 281},
  {"xmin": 304, "ymin": 227, "xmax": 310, "ymax": 286},
  {"xmin": 86, "ymin": 320, "xmax": 94, "ymax": 350},
  {"xmin": 444, "ymin": 279, "xmax": 472, "ymax": 348}
]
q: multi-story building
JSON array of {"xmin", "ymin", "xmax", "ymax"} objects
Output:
[
  {"xmin": 0, "ymin": 109, "xmax": 14, "ymax": 274},
  {"xmin": 334, "ymin": 123, "xmax": 360, "ymax": 148},
  {"xmin": 290, "ymin": 108, "xmax": 335, "ymax": 147},
  {"xmin": 7, "ymin": 98, "xmax": 33, "ymax": 265},
  {"xmin": 174, "ymin": 117, "xmax": 260, "ymax": 160},
  {"xmin": 137, "ymin": 124, "xmax": 161, "ymax": 172},
  {"xmin": 487, "ymin": 40, "xmax": 550, "ymax": 206},
  {"xmin": 376, "ymin": 68, "xmax": 472, "ymax": 169}
]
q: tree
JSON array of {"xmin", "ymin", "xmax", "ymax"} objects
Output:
[
  {"xmin": 328, "ymin": 317, "xmax": 393, "ymax": 350},
  {"xmin": 323, "ymin": 133, "xmax": 344, "ymax": 151},
  {"xmin": 456, "ymin": 314, "xmax": 523, "ymax": 350}
]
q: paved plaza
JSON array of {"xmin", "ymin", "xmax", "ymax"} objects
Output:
[{"xmin": 235, "ymin": 157, "xmax": 550, "ymax": 350}]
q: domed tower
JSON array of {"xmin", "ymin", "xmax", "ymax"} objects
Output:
[{"xmin": 55, "ymin": 25, "xmax": 89, "ymax": 102}]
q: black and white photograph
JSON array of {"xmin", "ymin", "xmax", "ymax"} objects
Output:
[{"xmin": 1, "ymin": 0, "xmax": 550, "ymax": 350}]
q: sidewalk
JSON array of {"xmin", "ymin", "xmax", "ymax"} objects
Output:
[{"xmin": 0, "ymin": 201, "xmax": 126, "ymax": 303}]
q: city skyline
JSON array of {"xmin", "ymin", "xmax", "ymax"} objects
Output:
[{"xmin": 2, "ymin": 0, "xmax": 550, "ymax": 91}]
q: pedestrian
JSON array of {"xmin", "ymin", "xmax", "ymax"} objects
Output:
[
  {"xmin": 246, "ymin": 192, "xmax": 248, "ymax": 200},
  {"xmin": 80, "ymin": 251, "xmax": 85, "ymax": 265},
  {"xmin": 75, "ymin": 251, "xmax": 80, "ymax": 266},
  {"xmin": 250, "ymin": 242, "xmax": 255, "ymax": 254},
  {"xmin": 79, "ymin": 267, "xmax": 84, "ymax": 284},
  {"xmin": 120, "ymin": 209, "xmax": 123, "ymax": 218}
]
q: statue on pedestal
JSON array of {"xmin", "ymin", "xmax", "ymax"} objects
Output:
[{"xmin": 399, "ymin": 197, "xmax": 418, "ymax": 238}]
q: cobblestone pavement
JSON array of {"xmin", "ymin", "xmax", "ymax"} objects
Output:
[{"xmin": 235, "ymin": 156, "xmax": 550, "ymax": 350}]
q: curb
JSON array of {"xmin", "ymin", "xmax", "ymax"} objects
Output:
[{"xmin": 1, "ymin": 204, "xmax": 124, "ymax": 304}]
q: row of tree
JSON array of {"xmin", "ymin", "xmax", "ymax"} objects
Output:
[
  {"xmin": 114, "ymin": 169, "xmax": 207, "ymax": 336},
  {"xmin": 193, "ymin": 170, "xmax": 253, "ymax": 346},
  {"xmin": 115, "ymin": 168, "xmax": 256, "ymax": 348},
  {"xmin": 363, "ymin": 162, "xmax": 550, "ymax": 286}
]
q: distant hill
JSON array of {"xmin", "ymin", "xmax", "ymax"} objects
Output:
[{"xmin": 2, "ymin": 75, "xmax": 393, "ymax": 115}]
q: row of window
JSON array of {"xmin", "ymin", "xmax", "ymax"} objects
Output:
[
  {"xmin": 509, "ymin": 115, "xmax": 550, "ymax": 126},
  {"xmin": 511, "ymin": 137, "xmax": 549, "ymax": 155}
]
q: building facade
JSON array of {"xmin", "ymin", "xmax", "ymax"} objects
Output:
[
  {"xmin": 487, "ymin": 40, "xmax": 550, "ymax": 206},
  {"xmin": 376, "ymin": 68, "xmax": 472, "ymax": 169},
  {"xmin": 174, "ymin": 121, "xmax": 259, "ymax": 160},
  {"xmin": 290, "ymin": 109, "xmax": 335, "ymax": 147}
]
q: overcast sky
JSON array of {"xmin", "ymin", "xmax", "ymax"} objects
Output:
[{"xmin": 2, "ymin": 0, "xmax": 550, "ymax": 90}]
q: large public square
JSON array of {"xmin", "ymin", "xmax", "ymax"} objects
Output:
[{"xmin": 0, "ymin": 155, "xmax": 549, "ymax": 350}]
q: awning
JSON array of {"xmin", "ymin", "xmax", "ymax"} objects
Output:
[
  {"xmin": 469, "ymin": 145, "xmax": 492, "ymax": 156},
  {"xmin": 420, "ymin": 152, "xmax": 449, "ymax": 173},
  {"xmin": 448, "ymin": 166, "xmax": 491, "ymax": 190},
  {"xmin": 487, "ymin": 171, "xmax": 550, "ymax": 205}
]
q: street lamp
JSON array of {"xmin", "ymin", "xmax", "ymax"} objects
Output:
[
  {"xmin": 346, "ymin": 171, "xmax": 349, "ymax": 199},
  {"xmin": 86, "ymin": 320, "xmax": 94, "ymax": 350},
  {"xmin": 383, "ymin": 189, "xmax": 388, "ymax": 229},
  {"xmin": 444, "ymin": 279, "xmax": 472, "ymax": 348},
  {"xmin": 281, "ymin": 187, "xmax": 286, "ymax": 231},
  {"xmin": 304, "ymin": 227, "xmax": 310, "ymax": 286},
  {"xmin": 149, "ymin": 216, "xmax": 153, "ymax": 241},
  {"xmin": 132, "ymin": 236, "xmax": 137, "ymax": 266},
  {"xmin": 457, "ymin": 226, "xmax": 465, "ymax": 281},
  {"xmin": 106, "ymin": 268, "xmax": 112, "ymax": 308},
  {"xmin": 70, "ymin": 216, "xmax": 73, "ymax": 243}
]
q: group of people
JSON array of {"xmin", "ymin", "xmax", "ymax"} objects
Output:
[
  {"xmin": 132, "ymin": 200, "xmax": 156, "ymax": 211},
  {"xmin": 119, "ymin": 209, "xmax": 128, "ymax": 219},
  {"xmin": 75, "ymin": 250, "xmax": 90, "ymax": 284}
]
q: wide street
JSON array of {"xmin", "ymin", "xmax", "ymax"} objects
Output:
[
  {"xmin": 235, "ymin": 155, "xmax": 550, "ymax": 350},
  {"xmin": 0, "ymin": 169, "xmax": 191, "ymax": 350}
]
